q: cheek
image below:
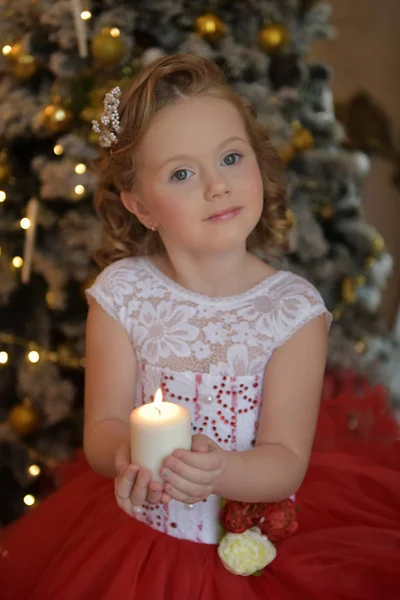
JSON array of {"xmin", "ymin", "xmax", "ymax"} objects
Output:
[{"xmin": 241, "ymin": 161, "xmax": 264, "ymax": 205}]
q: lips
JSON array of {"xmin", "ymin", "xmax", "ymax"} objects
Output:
[{"xmin": 206, "ymin": 207, "xmax": 242, "ymax": 222}]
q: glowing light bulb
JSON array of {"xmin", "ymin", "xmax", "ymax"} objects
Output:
[
  {"xmin": 53, "ymin": 144, "xmax": 64, "ymax": 156},
  {"xmin": 28, "ymin": 350, "xmax": 40, "ymax": 363},
  {"xmin": 2, "ymin": 45, "xmax": 12, "ymax": 56},
  {"xmin": 23, "ymin": 494, "xmax": 36, "ymax": 506},
  {"xmin": 74, "ymin": 184, "xmax": 85, "ymax": 195},
  {"xmin": 75, "ymin": 163, "xmax": 87, "ymax": 174},
  {"xmin": 0, "ymin": 351, "xmax": 8, "ymax": 364},
  {"xmin": 20, "ymin": 217, "xmax": 31, "ymax": 229},
  {"xmin": 81, "ymin": 10, "xmax": 92, "ymax": 20},
  {"xmin": 110, "ymin": 28, "xmax": 120, "ymax": 37},
  {"xmin": 28, "ymin": 464, "xmax": 41, "ymax": 476},
  {"xmin": 0, "ymin": 191, "xmax": 6, "ymax": 202},
  {"xmin": 12, "ymin": 256, "xmax": 23, "ymax": 268}
]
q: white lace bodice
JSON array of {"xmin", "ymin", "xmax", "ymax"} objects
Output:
[{"xmin": 87, "ymin": 257, "xmax": 331, "ymax": 544}]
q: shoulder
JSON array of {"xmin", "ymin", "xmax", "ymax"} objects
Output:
[
  {"xmin": 271, "ymin": 271, "xmax": 326, "ymax": 304},
  {"xmin": 85, "ymin": 257, "xmax": 147, "ymax": 322},
  {"xmin": 264, "ymin": 270, "xmax": 332, "ymax": 348},
  {"xmin": 92, "ymin": 257, "xmax": 143, "ymax": 287}
]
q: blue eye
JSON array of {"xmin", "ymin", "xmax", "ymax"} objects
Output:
[
  {"xmin": 222, "ymin": 152, "xmax": 242, "ymax": 166},
  {"xmin": 171, "ymin": 169, "xmax": 193, "ymax": 182}
]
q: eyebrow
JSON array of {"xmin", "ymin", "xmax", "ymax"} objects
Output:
[{"xmin": 157, "ymin": 136, "xmax": 249, "ymax": 171}]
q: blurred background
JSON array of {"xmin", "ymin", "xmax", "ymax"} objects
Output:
[{"xmin": 0, "ymin": 0, "xmax": 399, "ymax": 526}]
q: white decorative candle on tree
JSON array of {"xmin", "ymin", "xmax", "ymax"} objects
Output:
[{"xmin": 130, "ymin": 389, "xmax": 192, "ymax": 482}]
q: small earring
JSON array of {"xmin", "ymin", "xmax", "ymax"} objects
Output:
[{"xmin": 148, "ymin": 222, "xmax": 157, "ymax": 232}]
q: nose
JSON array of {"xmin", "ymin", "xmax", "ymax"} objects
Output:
[{"xmin": 204, "ymin": 174, "xmax": 231, "ymax": 202}]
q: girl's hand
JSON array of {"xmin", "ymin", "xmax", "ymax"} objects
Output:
[
  {"xmin": 114, "ymin": 440, "xmax": 171, "ymax": 516},
  {"xmin": 161, "ymin": 434, "xmax": 227, "ymax": 505}
]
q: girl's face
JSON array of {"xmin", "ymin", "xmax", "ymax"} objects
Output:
[{"xmin": 123, "ymin": 95, "xmax": 264, "ymax": 256}]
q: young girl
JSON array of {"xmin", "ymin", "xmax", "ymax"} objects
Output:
[{"xmin": 1, "ymin": 53, "xmax": 399, "ymax": 600}]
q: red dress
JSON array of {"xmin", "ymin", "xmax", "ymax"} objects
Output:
[{"xmin": 0, "ymin": 259, "xmax": 399, "ymax": 599}]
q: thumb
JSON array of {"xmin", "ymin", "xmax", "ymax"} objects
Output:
[{"xmin": 191, "ymin": 434, "xmax": 212, "ymax": 453}]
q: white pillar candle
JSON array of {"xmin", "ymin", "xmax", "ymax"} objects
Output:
[{"xmin": 130, "ymin": 389, "xmax": 192, "ymax": 482}]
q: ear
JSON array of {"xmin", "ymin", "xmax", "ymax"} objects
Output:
[{"xmin": 120, "ymin": 191, "xmax": 152, "ymax": 228}]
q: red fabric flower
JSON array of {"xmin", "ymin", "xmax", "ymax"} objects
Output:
[
  {"xmin": 258, "ymin": 499, "xmax": 299, "ymax": 542},
  {"xmin": 220, "ymin": 500, "xmax": 263, "ymax": 534},
  {"xmin": 220, "ymin": 498, "xmax": 299, "ymax": 542}
]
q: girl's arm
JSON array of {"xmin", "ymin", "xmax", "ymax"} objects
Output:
[
  {"xmin": 214, "ymin": 314, "xmax": 328, "ymax": 502},
  {"xmin": 83, "ymin": 300, "xmax": 136, "ymax": 478}
]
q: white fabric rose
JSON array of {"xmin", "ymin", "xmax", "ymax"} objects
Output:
[{"xmin": 217, "ymin": 527, "xmax": 277, "ymax": 576}]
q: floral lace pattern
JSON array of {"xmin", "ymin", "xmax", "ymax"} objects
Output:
[
  {"xmin": 87, "ymin": 257, "xmax": 331, "ymax": 377},
  {"xmin": 86, "ymin": 257, "xmax": 331, "ymax": 544}
]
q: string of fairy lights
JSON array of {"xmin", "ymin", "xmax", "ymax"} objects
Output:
[{"xmin": 0, "ymin": 0, "xmax": 387, "ymax": 512}]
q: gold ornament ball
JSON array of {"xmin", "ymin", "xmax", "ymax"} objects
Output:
[
  {"xmin": 371, "ymin": 234, "xmax": 385, "ymax": 257},
  {"xmin": 341, "ymin": 277, "xmax": 357, "ymax": 304},
  {"xmin": 258, "ymin": 24, "xmax": 290, "ymax": 54},
  {"xmin": 38, "ymin": 104, "xmax": 74, "ymax": 134},
  {"xmin": 285, "ymin": 208, "xmax": 296, "ymax": 229},
  {"xmin": 332, "ymin": 305, "xmax": 344, "ymax": 321},
  {"xmin": 91, "ymin": 29, "xmax": 126, "ymax": 66},
  {"xmin": 0, "ymin": 163, "xmax": 12, "ymax": 184},
  {"xmin": 8, "ymin": 42, "xmax": 38, "ymax": 79},
  {"xmin": 292, "ymin": 127, "xmax": 314, "ymax": 152},
  {"xmin": 9, "ymin": 399, "xmax": 40, "ymax": 436},
  {"xmin": 365, "ymin": 256, "xmax": 376, "ymax": 269},
  {"xmin": 80, "ymin": 105, "xmax": 103, "ymax": 124},
  {"xmin": 354, "ymin": 338, "xmax": 368, "ymax": 355},
  {"xmin": 280, "ymin": 144, "xmax": 295, "ymax": 164},
  {"xmin": 195, "ymin": 13, "xmax": 226, "ymax": 42},
  {"xmin": 319, "ymin": 203, "xmax": 334, "ymax": 221}
]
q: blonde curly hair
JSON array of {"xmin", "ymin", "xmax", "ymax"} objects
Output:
[{"xmin": 92, "ymin": 53, "xmax": 290, "ymax": 267}]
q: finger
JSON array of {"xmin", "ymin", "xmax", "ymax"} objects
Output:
[
  {"xmin": 115, "ymin": 465, "xmax": 140, "ymax": 501},
  {"xmin": 163, "ymin": 457, "xmax": 216, "ymax": 487},
  {"xmin": 172, "ymin": 449, "xmax": 222, "ymax": 471},
  {"xmin": 146, "ymin": 481, "xmax": 163, "ymax": 505},
  {"xmin": 130, "ymin": 467, "xmax": 152, "ymax": 507},
  {"xmin": 165, "ymin": 484, "xmax": 198, "ymax": 505},
  {"xmin": 163, "ymin": 469, "xmax": 208, "ymax": 499},
  {"xmin": 191, "ymin": 434, "xmax": 212, "ymax": 453},
  {"xmin": 161, "ymin": 491, "xmax": 171, "ymax": 504}
]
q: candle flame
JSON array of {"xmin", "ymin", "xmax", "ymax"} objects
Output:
[{"xmin": 153, "ymin": 388, "xmax": 163, "ymax": 414}]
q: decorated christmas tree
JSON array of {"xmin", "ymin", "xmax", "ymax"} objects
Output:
[{"xmin": 0, "ymin": 0, "xmax": 393, "ymax": 525}]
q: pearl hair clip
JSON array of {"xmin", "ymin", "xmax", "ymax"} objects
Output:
[{"xmin": 92, "ymin": 86, "xmax": 121, "ymax": 148}]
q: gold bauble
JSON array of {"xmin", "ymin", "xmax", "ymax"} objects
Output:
[
  {"xmin": 285, "ymin": 208, "xmax": 296, "ymax": 229},
  {"xmin": 355, "ymin": 274, "xmax": 366, "ymax": 287},
  {"xmin": 8, "ymin": 42, "xmax": 38, "ymax": 79},
  {"xmin": 292, "ymin": 127, "xmax": 314, "ymax": 152},
  {"xmin": 258, "ymin": 24, "xmax": 290, "ymax": 54},
  {"xmin": 319, "ymin": 203, "xmax": 334, "ymax": 220},
  {"xmin": 365, "ymin": 256, "xmax": 376, "ymax": 269},
  {"xmin": 8, "ymin": 398, "xmax": 40, "ymax": 436},
  {"xmin": 88, "ymin": 130, "xmax": 100, "ymax": 145},
  {"xmin": 37, "ymin": 104, "xmax": 74, "ymax": 134},
  {"xmin": 195, "ymin": 13, "xmax": 226, "ymax": 42},
  {"xmin": 91, "ymin": 28, "xmax": 126, "ymax": 66},
  {"xmin": 354, "ymin": 338, "xmax": 368, "ymax": 355},
  {"xmin": 332, "ymin": 305, "xmax": 344, "ymax": 321},
  {"xmin": 80, "ymin": 105, "xmax": 103, "ymax": 124},
  {"xmin": 341, "ymin": 277, "xmax": 357, "ymax": 304},
  {"xmin": 0, "ymin": 163, "xmax": 12, "ymax": 184},
  {"xmin": 371, "ymin": 234, "xmax": 385, "ymax": 257},
  {"xmin": 280, "ymin": 144, "xmax": 295, "ymax": 164}
]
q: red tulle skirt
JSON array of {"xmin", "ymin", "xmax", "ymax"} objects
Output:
[{"xmin": 1, "ymin": 371, "xmax": 399, "ymax": 600}]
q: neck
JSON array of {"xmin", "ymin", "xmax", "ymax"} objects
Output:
[{"xmin": 152, "ymin": 247, "xmax": 267, "ymax": 298}]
